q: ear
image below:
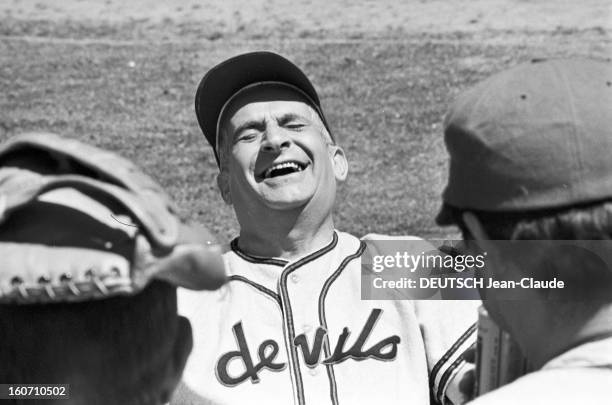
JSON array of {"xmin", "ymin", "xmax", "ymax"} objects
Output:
[
  {"xmin": 216, "ymin": 172, "xmax": 232, "ymax": 205},
  {"xmin": 160, "ymin": 316, "xmax": 193, "ymax": 404},
  {"xmin": 173, "ymin": 316, "xmax": 194, "ymax": 376},
  {"xmin": 330, "ymin": 146, "xmax": 348, "ymax": 182}
]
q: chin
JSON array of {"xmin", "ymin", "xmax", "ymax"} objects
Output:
[
  {"xmin": 259, "ymin": 184, "xmax": 315, "ymax": 209},
  {"xmin": 262, "ymin": 195, "xmax": 312, "ymax": 210}
]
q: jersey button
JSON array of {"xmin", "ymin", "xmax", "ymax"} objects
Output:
[
  {"xmin": 303, "ymin": 324, "xmax": 312, "ymax": 333},
  {"xmin": 290, "ymin": 274, "xmax": 299, "ymax": 283},
  {"xmin": 308, "ymin": 368, "xmax": 318, "ymax": 376}
]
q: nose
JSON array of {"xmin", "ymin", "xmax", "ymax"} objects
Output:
[{"xmin": 260, "ymin": 125, "xmax": 291, "ymax": 153}]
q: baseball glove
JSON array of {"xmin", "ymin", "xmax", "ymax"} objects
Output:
[{"xmin": 0, "ymin": 132, "xmax": 226, "ymax": 304}]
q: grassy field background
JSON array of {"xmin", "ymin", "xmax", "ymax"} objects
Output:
[{"xmin": 1, "ymin": 1, "xmax": 610, "ymax": 241}]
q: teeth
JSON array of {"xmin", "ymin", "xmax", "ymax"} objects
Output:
[{"xmin": 264, "ymin": 162, "xmax": 303, "ymax": 178}]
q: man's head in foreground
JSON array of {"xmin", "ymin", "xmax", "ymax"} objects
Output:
[
  {"xmin": 436, "ymin": 58, "xmax": 612, "ymax": 367},
  {"xmin": 0, "ymin": 133, "xmax": 228, "ymax": 405},
  {"xmin": 0, "ymin": 197, "xmax": 194, "ymax": 405},
  {"xmin": 195, "ymin": 52, "xmax": 347, "ymax": 231}
]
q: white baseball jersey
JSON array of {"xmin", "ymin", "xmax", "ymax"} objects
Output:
[{"xmin": 175, "ymin": 231, "xmax": 478, "ymax": 405}]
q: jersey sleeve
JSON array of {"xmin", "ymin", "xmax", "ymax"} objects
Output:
[{"xmin": 414, "ymin": 300, "xmax": 479, "ymax": 405}]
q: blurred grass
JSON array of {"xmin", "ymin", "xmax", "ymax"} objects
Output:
[{"xmin": 0, "ymin": 27, "xmax": 609, "ymax": 241}]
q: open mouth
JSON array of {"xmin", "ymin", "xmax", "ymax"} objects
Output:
[{"xmin": 261, "ymin": 161, "xmax": 308, "ymax": 179}]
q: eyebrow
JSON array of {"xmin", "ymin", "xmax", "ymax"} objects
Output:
[{"xmin": 277, "ymin": 112, "xmax": 311, "ymax": 125}]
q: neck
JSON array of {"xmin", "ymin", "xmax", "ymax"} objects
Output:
[
  {"xmin": 237, "ymin": 207, "xmax": 336, "ymax": 260},
  {"xmin": 514, "ymin": 302, "xmax": 612, "ymax": 369}
]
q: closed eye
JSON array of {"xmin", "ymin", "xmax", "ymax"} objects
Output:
[
  {"xmin": 278, "ymin": 113, "xmax": 310, "ymax": 131},
  {"xmin": 232, "ymin": 120, "xmax": 265, "ymax": 143},
  {"xmin": 232, "ymin": 134, "xmax": 257, "ymax": 145},
  {"xmin": 234, "ymin": 129, "xmax": 262, "ymax": 143},
  {"xmin": 285, "ymin": 122, "xmax": 306, "ymax": 130}
]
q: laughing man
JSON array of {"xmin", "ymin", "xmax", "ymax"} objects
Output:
[{"xmin": 175, "ymin": 52, "xmax": 477, "ymax": 405}]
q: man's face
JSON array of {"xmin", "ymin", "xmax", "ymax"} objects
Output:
[{"xmin": 218, "ymin": 85, "xmax": 347, "ymax": 214}]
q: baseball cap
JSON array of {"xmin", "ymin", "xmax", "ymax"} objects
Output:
[
  {"xmin": 0, "ymin": 133, "xmax": 226, "ymax": 304},
  {"xmin": 195, "ymin": 51, "xmax": 333, "ymax": 166},
  {"xmin": 436, "ymin": 58, "xmax": 612, "ymax": 225}
]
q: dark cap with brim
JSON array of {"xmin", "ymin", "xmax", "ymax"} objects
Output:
[
  {"xmin": 436, "ymin": 58, "xmax": 612, "ymax": 225},
  {"xmin": 195, "ymin": 51, "xmax": 332, "ymax": 166}
]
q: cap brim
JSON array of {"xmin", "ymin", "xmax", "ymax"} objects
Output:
[{"xmin": 195, "ymin": 51, "xmax": 322, "ymax": 165}]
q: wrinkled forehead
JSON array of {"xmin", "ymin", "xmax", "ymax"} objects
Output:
[{"xmin": 217, "ymin": 82, "xmax": 322, "ymax": 140}]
